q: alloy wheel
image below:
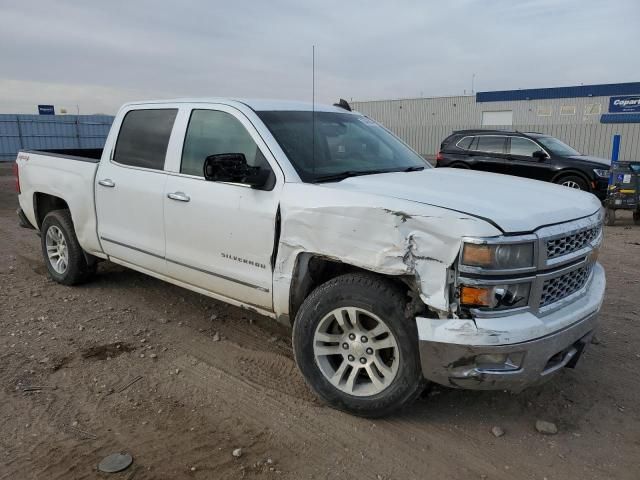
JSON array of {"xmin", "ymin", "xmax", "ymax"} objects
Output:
[
  {"xmin": 313, "ymin": 307, "xmax": 399, "ymax": 397},
  {"xmin": 561, "ymin": 180, "xmax": 581, "ymax": 189},
  {"xmin": 45, "ymin": 225, "xmax": 69, "ymax": 274}
]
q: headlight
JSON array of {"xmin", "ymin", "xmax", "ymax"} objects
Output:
[
  {"xmin": 461, "ymin": 242, "xmax": 534, "ymax": 270},
  {"xmin": 593, "ymin": 168, "xmax": 609, "ymax": 178},
  {"xmin": 459, "ymin": 282, "xmax": 531, "ymax": 309}
]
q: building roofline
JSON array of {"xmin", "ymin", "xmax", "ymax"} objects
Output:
[
  {"xmin": 351, "ymin": 94, "xmax": 474, "ymax": 104},
  {"xmin": 476, "ymin": 81, "xmax": 640, "ymax": 103}
]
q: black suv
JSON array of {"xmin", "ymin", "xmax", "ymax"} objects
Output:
[{"xmin": 436, "ymin": 130, "xmax": 610, "ymax": 199}]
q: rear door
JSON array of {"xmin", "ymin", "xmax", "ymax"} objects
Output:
[
  {"xmin": 505, "ymin": 136, "xmax": 553, "ymax": 181},
  {"xmin": 95, "ymin": 107, "xmax": 178, "ymax": 274},
  {"xmin": 162, "ymin": 105, "xmax": 282, "ymax": 310},
  {"xmin": 439, "ymin": 135, "xmax": 473, "ymax": 167},
  {"xmin": 466, "ymin": 135, "xmax": 509, "ymax": 174}
]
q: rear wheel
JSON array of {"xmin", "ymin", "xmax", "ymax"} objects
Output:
[
  {"xmin": 634, "ymin": 210, "xmax": 640, "ymax": 225},
  {"xmin": 556, "ymin": 175, "xmax": 589, "ymax": 191},
  {"xmin": 292, "ymin": 273, "xmax": 424, "ymax": 417},
  {"xmin": 40, "ymin": 209, "xmax": 96, "ymax": 285}
]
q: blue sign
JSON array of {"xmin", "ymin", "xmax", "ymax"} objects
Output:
[
  {"xmin": 609, "ymin": 96, "xmax": 640, "ymax": 113},
  {"xmin": 38, "ymin": 105, "xmax": 55, "ymax": 115}
]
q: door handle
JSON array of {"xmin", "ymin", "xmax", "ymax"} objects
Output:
[
  {"xmin": 98, "ymin": 178, "xmax": 115, "ymax": 188},
  {"xmin": 167, "ymin": 192, "xmax": 190, "ymax": 202}
]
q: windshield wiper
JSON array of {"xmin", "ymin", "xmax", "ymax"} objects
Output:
[
  {"xmin": 311, "ymin": 166, "xmax": 425, "ymax": 183},
  {"xmin": 311, "ymin": 169, "xmax": 393, "ymax": 183}
]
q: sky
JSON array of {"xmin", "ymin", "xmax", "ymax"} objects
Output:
[{"xmin": 1, "ymin": 0, "xmax": 639, "ymax": 115}]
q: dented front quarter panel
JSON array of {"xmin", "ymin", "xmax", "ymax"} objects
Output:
[{"xmin": 272, "ymin": 182, "xmax": 501, "ymax": 319}]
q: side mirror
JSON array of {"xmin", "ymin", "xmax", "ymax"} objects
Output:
[
  {"xmin": 532, "ymin": 150, "xmax": 548, "ymax": 161},
  {"xmin": 203, "ymin": 153, "xmax": 269, "ymax": 189}
]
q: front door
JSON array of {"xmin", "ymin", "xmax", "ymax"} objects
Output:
[
  {"xmin": 96, "ymin": 108, "xmax": 178, "ymax": 274},
  {"xmin": 163, "ymin": 107, "xmax": 281, "ymax": 310},
  {"xmin": 506, "ymin": 137, "xmax": 553, "ymax": 182}
]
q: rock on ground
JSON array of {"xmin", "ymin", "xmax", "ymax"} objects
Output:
[{"xmin": 535, "ymin": 420, "xmax": 558, "ymax": 435}]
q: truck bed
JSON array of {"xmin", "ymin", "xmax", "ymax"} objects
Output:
[
  {"xmin": 22, "ymin": 148, "xmax": 103, "ymax": 162},
  {"xmin": 16, "ymin": 149, "xmax": 104, "ymax": 256}
]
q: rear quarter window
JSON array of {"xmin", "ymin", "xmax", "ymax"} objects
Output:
[
  {"xmin": 114, "ymin": 109, "xmax": 178, "ymax": 170},
  {"xmin": 455, "ymin": 136, "xmax": 473, "ymax": 150}
]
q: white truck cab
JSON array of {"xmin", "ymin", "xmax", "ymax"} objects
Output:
[{"xmin": 15, "ymin": 98, "xmax": 605, "ymax": 416}]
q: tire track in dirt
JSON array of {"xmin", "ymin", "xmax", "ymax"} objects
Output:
[
  {"xmin": 172, "ymin": 334, "xmax": 513, "ymax": 480},
  {"xmin": 175, "ymin": 326, "xmax": 630, "ymax": 480},
  {"xmin": 0, "ymin": 390, "xmax": 103, "ymax": 480}
]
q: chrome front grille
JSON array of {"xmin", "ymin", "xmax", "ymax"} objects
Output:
[
  {"xmin": 546, "ymin": 225, "xmax": 601, "ymax": 259},
  {"xmin": 461, "ymin": 211, "xmax": 603, "ymax": 317},
  {"xmin": 539, "ymin": 263, "xmax": 593, "ymax": 308}
]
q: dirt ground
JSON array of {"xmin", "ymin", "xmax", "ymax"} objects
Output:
[{"xmin": 0, "ymin": 163, "xmax": 638, "ymax": 480}]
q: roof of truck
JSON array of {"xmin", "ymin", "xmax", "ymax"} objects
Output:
[{"xmin": 123, "ymin": 98, "xmax": 356, "ymax": 113}]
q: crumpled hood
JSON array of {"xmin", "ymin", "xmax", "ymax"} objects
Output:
[
  {"xmin": 567, "ymin": 155, "xmax": 611, "ymax": 167},
  {"xmin": 327, "ymin": 168, "xmax": 602, "ymax": 233}
]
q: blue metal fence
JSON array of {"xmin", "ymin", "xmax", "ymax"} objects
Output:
[{"xmin": 0, "ymin": 114, "xmax": 114, "ymax": 161}]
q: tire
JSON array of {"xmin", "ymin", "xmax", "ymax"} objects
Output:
[
  {"xmin": 634, "ymin": 210, "xmax": 640, "ymax": 226},
  {"xmin": 449, "ymin": 162, "xmax": 470, "ymax": 169},
  {"xmin": 40, "ymin": 209, "xmax": 96, "ymax": 285},
  {"xmin": 292, "ymin": 273, "xmax": 425, "ymax": 417},
  {"xmin": 556, "ymin": 174, "xmax": 589, "ymax": 191},
  {"xmin": 605, "ymin": 208, "xmax": 616, "ymax": 226}
]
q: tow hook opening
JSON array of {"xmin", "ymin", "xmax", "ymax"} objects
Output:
[{"xmin": 450, "ymin": 352, "xmax": 525, "ymax": 378}]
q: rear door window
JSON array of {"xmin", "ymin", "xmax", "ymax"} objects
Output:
[
  {"xmin": 475, "ymin": 136, "xmax": 506, "ymax": 154},
  {"xmin": 114, "ymin": 109, "xmax": 178, "ymax": 170}
]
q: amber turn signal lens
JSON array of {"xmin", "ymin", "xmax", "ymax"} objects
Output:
[
  {"xmin": 459, "ymin": 286, "xmax": 493, "ymax": 307},
  {"xmin": 462, "ymin": 243, "xmax": 493, "ymax": 267}
]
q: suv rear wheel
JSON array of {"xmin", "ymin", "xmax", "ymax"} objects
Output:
[
  {"xmin": 292, "ymin": 273, "xmax": 424, "ymax": 417},
  {"xmin": 449, "ymin": 162, "xmax": 470, "ymax": 169}
]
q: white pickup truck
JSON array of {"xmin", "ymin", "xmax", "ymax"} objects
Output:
[{"xmin": 15, "ymin": 98, "xmax": 605, "ymax": 417}]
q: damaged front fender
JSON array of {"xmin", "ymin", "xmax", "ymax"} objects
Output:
[{"xmin": 272, "ymin": 183, "xmax": 501, "ymax": 319}]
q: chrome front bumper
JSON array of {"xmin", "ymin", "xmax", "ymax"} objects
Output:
[
  {"xmin": 418, "ymin": 311, "xmax": 598, "ymax": 391},
  {"xmin": 417, "ymin": 262, "xmax": 605, "ymax": 392}
]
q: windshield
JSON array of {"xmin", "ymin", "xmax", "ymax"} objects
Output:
[
  {"xmin": 256, "ymin": 111, "xmax": 429, "ymax": 182},
  {"xmin": 537, "ymin": 136, "xmax": 581, "ymax": 156}
]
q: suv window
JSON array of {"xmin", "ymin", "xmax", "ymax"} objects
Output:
[
  {"xmin": 474, "ymin": 136, "xmax": 506, "ymax": 154},
  {"xmin": 114, "ymin": 109, "xmax": 177, "ymax": 170},
  {"xmin": 509, "ymin": 137, "xmax": 541, "ymax": 157},
  {"xmin": 181, "ymin": 109, "xmax": 271, "ymax": 177},
  {"xmin": 456, "ymin": 136, "xmax": 473, "ymax": 150}
]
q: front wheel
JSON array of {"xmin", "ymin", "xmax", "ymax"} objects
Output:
[
  {"xmin": 556, "ymin": 175, "xmax": 589, "ymax": 191},
  {"xmin": 292, "ymin": 273, "xmax": 424, "ymax": 417},
  {"xmin": 40, "ymin": 209, "xmax": 96, "ymax": 285}
]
